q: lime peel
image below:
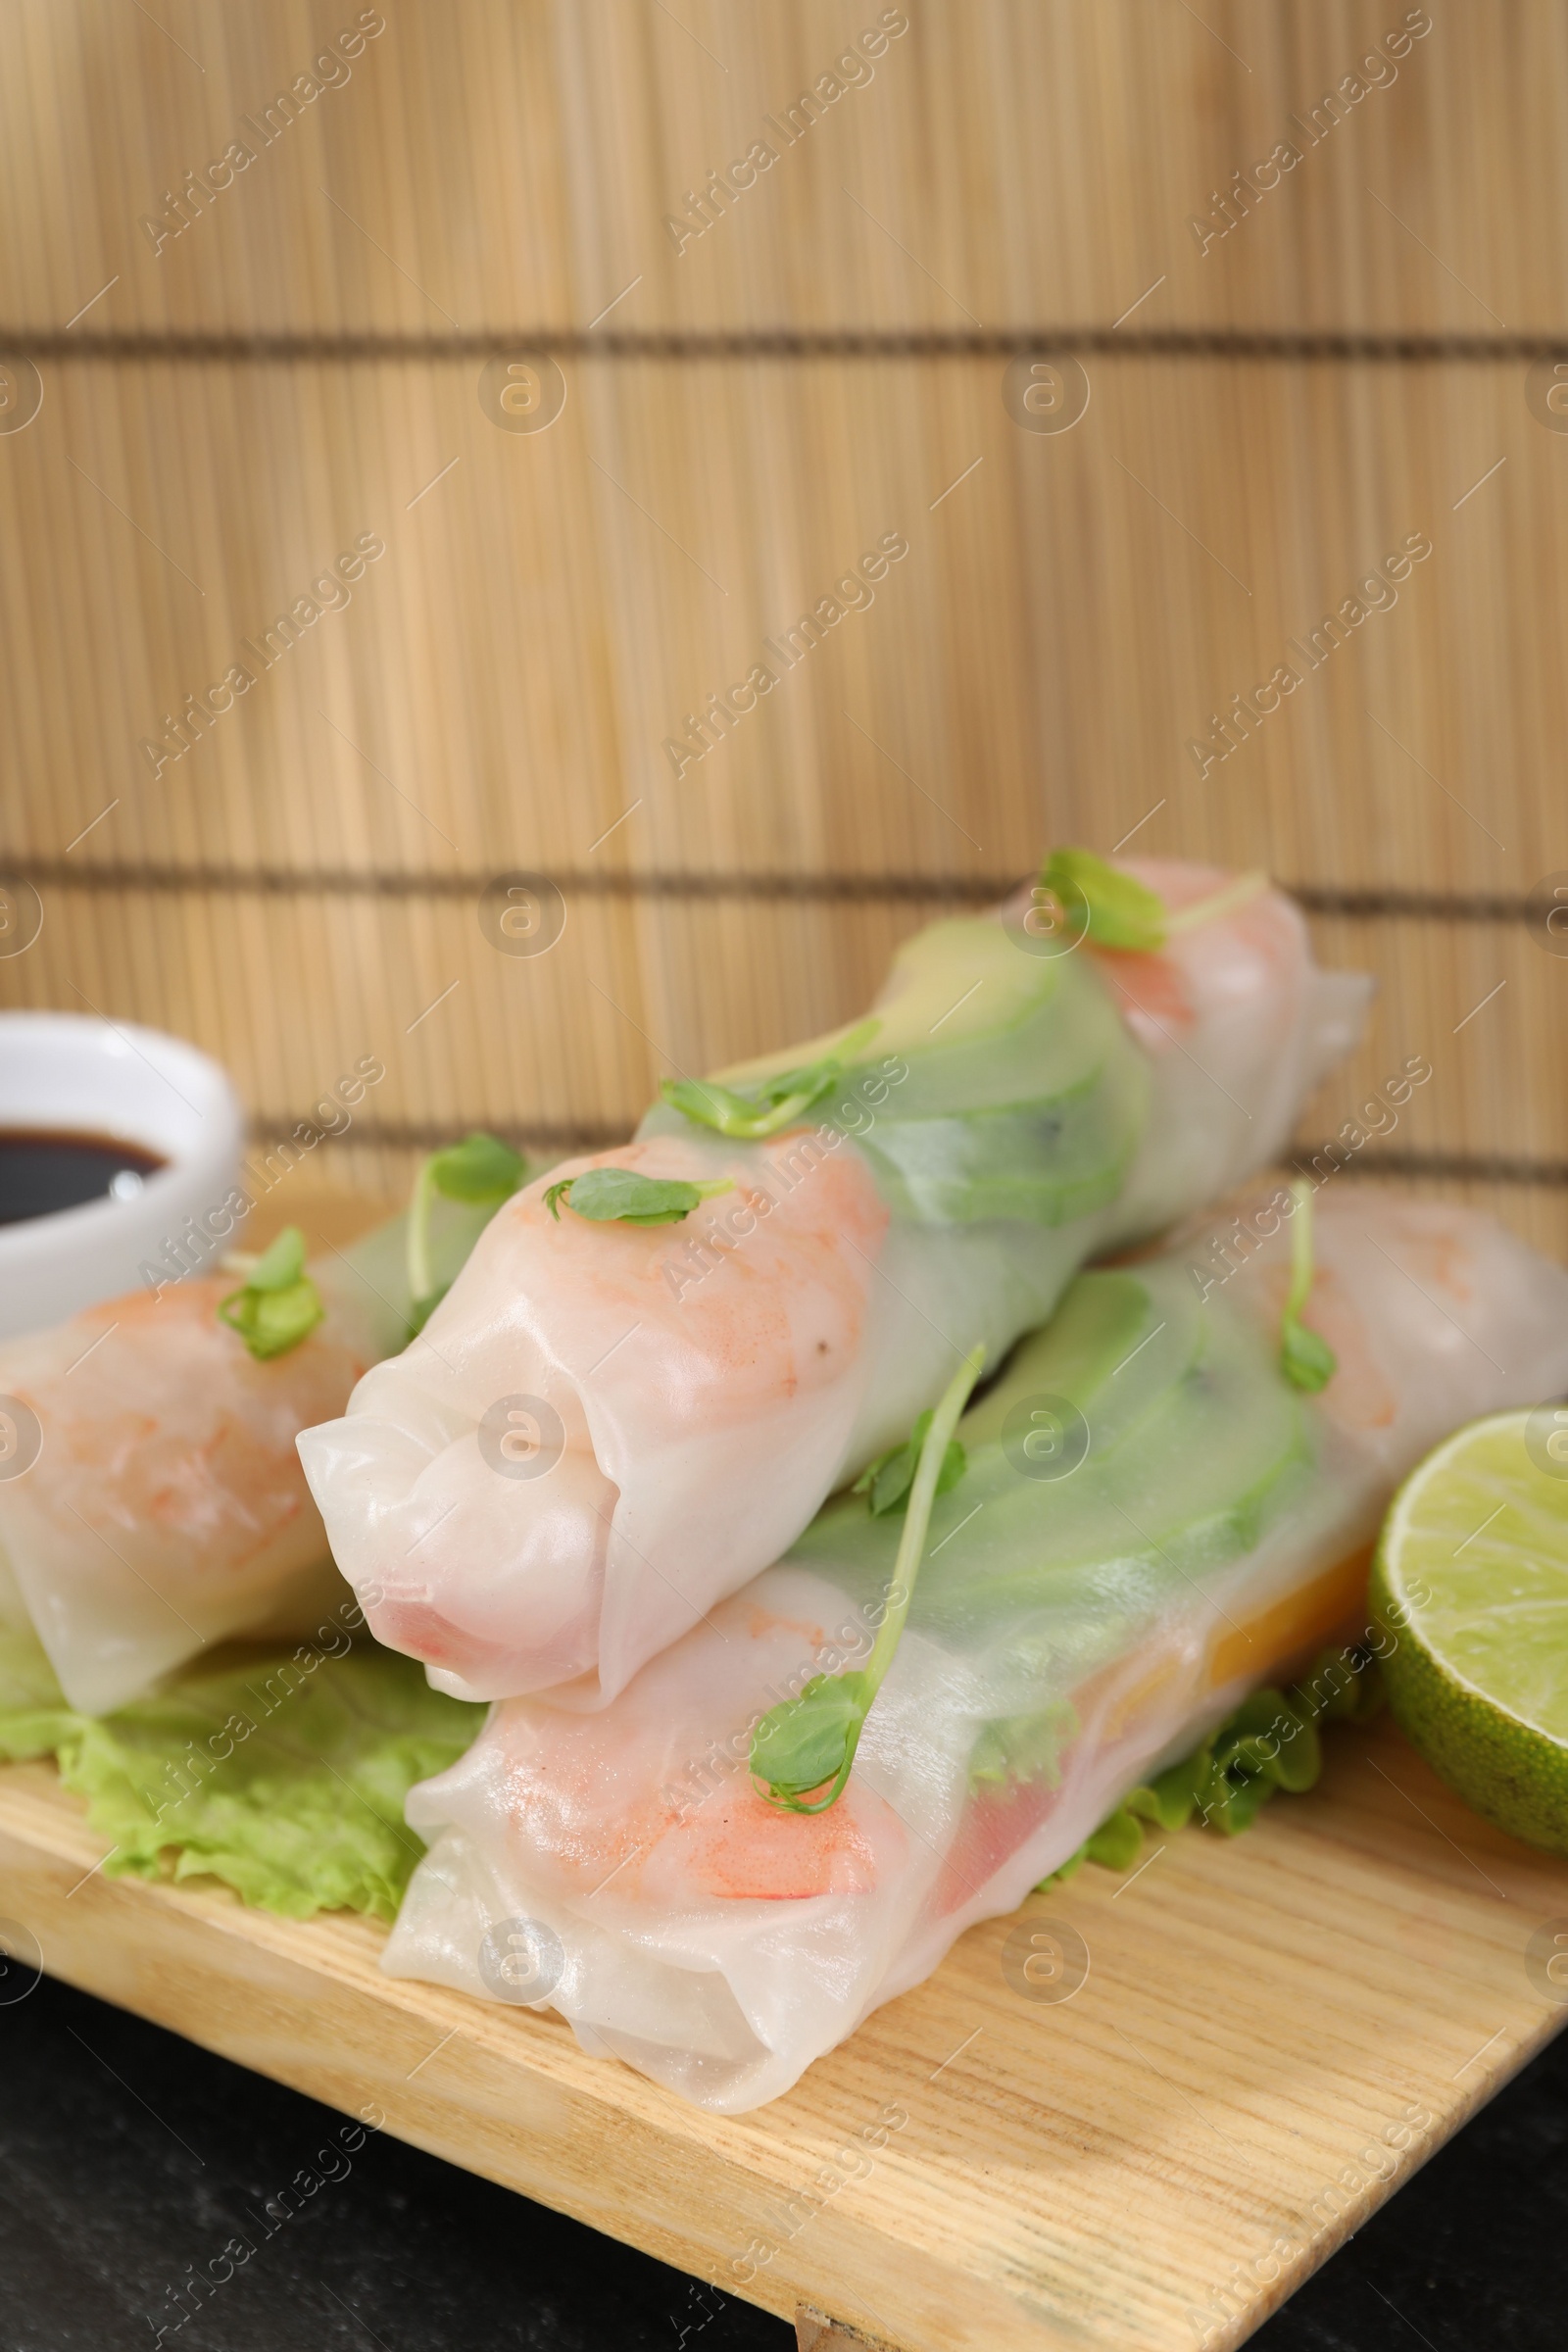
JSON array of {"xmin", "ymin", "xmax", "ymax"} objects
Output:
[{"xmin": 1371, "ymin": 1408, "xmax": 1568, "ymax": 1857}]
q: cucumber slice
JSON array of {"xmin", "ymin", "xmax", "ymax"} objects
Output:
[
  {"xmin": 844, "ymin": 941, "xmax": 1150, "ymax": 1227},
  {"xmin": 794, "ymin": 1282, "xmax": 1308, "ymax": 1632},
  {"xmin": 718, "ymin": 919, "xmax": 1144, "ymax": 1123},
  {"xmin": 719, "ymin": 918, "xmax": 1071, "ymax": 1094},
  {"xmin": 656, "ymin": 917, "xmax": 1153, "ymax": 1232},
  {"xmin": 854, "ymin": 1047, "xmax": 1147, "ymax": 1228},
  {"xmin": 862, "ymin": 935, "xmax": 1134, "ymax": 1121},
  {"xmin": 940, "ymin": 1294, "xmax": 1308, "ymax": 1614},
  {"xmin": 962, "ymin": 1257, "xmax": 1206, "ymax": 1463},
  {"xmin": 961, "ymin": 1269, "xmax": 1152, "ymax": 1447}
]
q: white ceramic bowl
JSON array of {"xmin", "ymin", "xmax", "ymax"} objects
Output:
[{"xmin": 0, "ymin": 1012, "xmax": 246, "ymax": 1341}]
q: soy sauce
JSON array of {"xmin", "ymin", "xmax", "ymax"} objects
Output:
[{"xmin": 0, "ymin": 1129, "xmax": 167, "ymax": 1226}]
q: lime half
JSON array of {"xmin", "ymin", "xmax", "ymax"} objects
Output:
[{"xmin": 1370, "ymin": 1408, "xmax": 1568, "ymax": 1856}]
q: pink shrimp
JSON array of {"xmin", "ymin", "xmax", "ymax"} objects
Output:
[
  {"xmin": 1089, "ymin": 858, "xmax": 1304, "ymax": 1054},
  {"xmin": 481, "ymin": 1134, "xmax": 885, "ymax": 1434},
  {"xmin": 455, "ymin": 1586, "xmax": 905, "ymax": 1907},
  {"xmin": 0, "ymin": 1272, "xmax": 377, "ymax": 1712},
  {"xmin": 302, "ymin": 1129, "xmax": 891, "ymax": 1704}
]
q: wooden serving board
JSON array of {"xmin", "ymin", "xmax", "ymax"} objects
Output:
[{"xmin": 5, "ymin": 1719, "xmax": 1568, "ymax": 2352}]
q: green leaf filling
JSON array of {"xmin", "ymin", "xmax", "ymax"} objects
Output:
[
  {"xmin": 1034, "ymin": 1644, "xmax": 1384, "ymax": 1891},
  {"xmin": 544, "ymin": 1167, "xmax": 734, "ymax": 1227},
  {"xmin": 1040, "ymin": 848, "xmax": 1168, "ymax": 953},
  {"xmin": 968, "ymin": 1702, "xmax": 1078, "ymax": 1790},
  {"xmin": 0, "ymin": 1622, "xmax": 481, "ymax": 1921},
  {"xmin": 662, "ymin": 1018, "xmax": 881, "ymax": 1140},
  {"xmin": 853, "ymin": 1409, "xmax": 967, "ymax": 1517},
  {"xmin": 751, "ymin": 1344, "xmax": 986, "ymax": 1812},
  {"xmin": 1083, "ymin": 1806, "xmax": 1145, "ymax": 1870},
  {"xmin": 1279, "ymin": 1177, "xmax": 1338, "ymax": 1393},
  {"xmin": 217, "ymin": 1226, "xmax": 325, "ymax": 1361}
]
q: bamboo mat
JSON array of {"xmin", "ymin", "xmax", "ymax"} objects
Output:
[
  {"xmin": 4, "ymin": 2, "xmax": 1568, "ymax": 335},
  {"xmin": 0, "ymin": 2, "xmax": 1563, "ymax": 1248}
]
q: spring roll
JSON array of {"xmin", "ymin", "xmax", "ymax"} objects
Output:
[
  {"xmin": 0, "ymin": 1200, "xmax": 492, "ymax": 1714},
  {"xmin": 300, "ymin": 859, "xmax": 1369, "ymax": 1705},
  {"xmin": 385, "ymin": 1192, "xmax": 1568, "ymax": 2110}
]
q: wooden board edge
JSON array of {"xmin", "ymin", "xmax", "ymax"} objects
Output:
[
  {"xmin": 0, "ymin": 1763, "xmax": 1073, "ymax": 2352},
  {"xmin": 8, "ymin": 1732, "xmax": 1568, "ymax": 2352},
  {"xmin": 1198, "ymin": 2008, "xmax": 1566, "ymax": 2351}
]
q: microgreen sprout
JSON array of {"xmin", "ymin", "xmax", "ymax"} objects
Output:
[
  {"xmin": 407, "ymin": 1132, "xmax": 526, "ymax": 1334},
  {"xmin": 544, "ymin": 1168, "xmax": 735, "ymax": 1227},
  {"xmin": 1039, "ymin": 849, "xmax": 1168, "ymax": 952},
  {"xmin": 218, "ymin": 1226, "xmax": 324, "ymax": 1361},
  {"xmin": 1036, "ymin": 849, "xmax": 1266, "ymax": 955},
  {"xmin": 1278, "ymin": 1177, "xmax": 1338, "ymax": 1392},
  {"xmin": 750, "ymin": 1342, "xmax": 986, "ymax": 1814},
  {"xmin": 853, "ymin": 1409, "xmax": 966, "ymax": 1517},
  {"xmin": 662, "ymin": 1018, "xmax": 881, "ymax": 1141}
]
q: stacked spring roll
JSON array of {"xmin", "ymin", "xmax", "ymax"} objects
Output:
[
  {"xmin": 0, "ymin": 1196, "xmax": 497, "ymax": 1714},
  {"xmin": 384, "ymin": 1191, "xmax": 1568, "ymax": 2110},
  {"xmin": 300, "ymin": 858, "xmax": 1370, "ymax": 1703}
]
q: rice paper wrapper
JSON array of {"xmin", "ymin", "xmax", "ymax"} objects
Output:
[{"xmin": 385, "ymin": 1195, "xmax": 1568, "ymax": 2110}]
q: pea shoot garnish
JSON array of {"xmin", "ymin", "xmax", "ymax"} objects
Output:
[
  {"xmin": 218, "ymin": 1226, "xmax": 324, "ymax": 1361},
  {"xmin": 544, "ymin": 1168, "xmax": 734, "ymax": 1227},
  {"xmin": 750, "ymin": 1343, "xmax": 985, "ymax": 1814},
  {"xmin": 408, "ymin": 1132, "xmax": 526, "ymax": 1333},
  {"xmin": 1278, "ymin": 1177, "xmax": 1338, "ymax": 1392},
  {"xmin": 661, "ymin": 1018, "xmax": 881, "ymax": 1141},
  {"xmin": 1038, "ymin": 849, "xmax": 1168, "ymax": 952},
  {"xmin": 1034, "ymin": 849, "xmax": 1265, "ymax": 954},
  {"xmin": 853, "ymin": 1409, "xmax": 966, "ymax": 1518}
]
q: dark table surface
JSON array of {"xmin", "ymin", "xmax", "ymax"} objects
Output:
[{"xmin": 4, "ymin": 1971, "xmax": 1565, "ymax": 2352}]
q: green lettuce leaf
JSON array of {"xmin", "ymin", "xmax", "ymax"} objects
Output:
[
  {"xmin": 0, "ymin": 1624, "xmax": 481, "ymax": 1920},
  {"xmin": 1035, "ymin": 1645, "xmax": 1385, "ymax": 1889}
]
